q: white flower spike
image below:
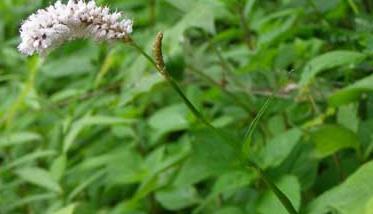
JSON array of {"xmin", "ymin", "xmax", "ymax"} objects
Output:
[{"xmin": 18, "ymin": 0, "xmax": 133, "ymax": 56}]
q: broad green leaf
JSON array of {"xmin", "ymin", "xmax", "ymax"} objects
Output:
[
  {"xmin": 63, "ymin": 115, "xmax": 134, "ymax": 152},
  {"xmin": 329, "ymin": 74, "xmax": 373, "ymax": 106},
  {"xmin": 211, "ymin": 170, "xmax": 255, "ymax": 195},
  {"xmin": 0, "ymin": 132, "xmax": 41, "ymax": 148},
  {"xmin": 15, "ymin": 167, "xmax": 62, "ymax": 193},
  {"xmin": 299, "ymin": 51, "xmax": 366, "ymax": 87},
  {"xmin": 257, "ymin": 128, "xmax": 303, "ymax": 169},
  {"xmin": 105, "ymin": 147, "xmax": 145, "ymax": 185},
  {"xmin": 257, "ymin": 175, "xmax": 301, "ymax": 214},
  {"xmin": 307, "ymin": 161, "xmax": 373, "ymax": 214},
  {"xmin": 148, "ymin": 103, "xmax": 189, "ymax": 142},
  {"xmin": 310, "ymin": 124, "xmax": 359, "ymax": 158},
  {"xmin": 155, "ymin": 186, "xmax": 200, "ymax": 211},
  {"xmin": 174, "ymin": 130, "xmax": 239, "ymax": 186}
]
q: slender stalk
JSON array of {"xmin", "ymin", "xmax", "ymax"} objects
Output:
[
  {"xmin": 347, "ymin": 0, "xmax": 359, "ymax": 14},
  {"xmin": 248, "ymin": 161, "xmax": 298, "ymax": 214},
  {"xmin": 130, "ymin": 42, "xmax": 210, "ymax": 125},
  {"xmin": 128, "ymin": 37, "xmax": 298, "ymax": 214}
]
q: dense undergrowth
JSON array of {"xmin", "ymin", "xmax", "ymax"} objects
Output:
[{"xmin": 1, "ymin": 0, "xmax": 373, "ymax": 213}]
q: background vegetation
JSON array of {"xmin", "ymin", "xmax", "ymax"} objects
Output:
[{"xmin": 1, "ymin": 0, "xmax": 373, "ymax": 213}]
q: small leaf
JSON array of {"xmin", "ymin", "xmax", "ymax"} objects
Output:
[
  {"xmin": 299, "ymin": 51, "xmax": 365, "ymax": 87},
  {"xmin": 310, "ymin": 124, "xmax": 359, "ymax": 158},
  {"xmin": 15, "ymin": 167, "xmax": 62, "ymax": 193}
]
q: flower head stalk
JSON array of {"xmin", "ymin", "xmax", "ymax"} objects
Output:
[{"xmin": 18, "ymin": 0, "xmax": 133, "ymax": 56}]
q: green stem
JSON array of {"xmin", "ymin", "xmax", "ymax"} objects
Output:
[
  {"xmin": 130, "ymin": 39, "xmax": 298, "ymax": 214},
  {"xmin": 347, "ymin": 0, "xmax": 359, "ymax": 14},
  {"xmin": 130, "ymin": 41, "xmax": 213, "ymax": 129},
  {"xmin": 248, "ymin": 161, "xmax": 298, "ymax": 214}
]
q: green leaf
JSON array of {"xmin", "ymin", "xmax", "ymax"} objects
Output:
[
  {"xmin": 41, "ymin": 47, "xmax": 97, "ymax": 78},
  {"xmin": 310, "ymin": 124, "xmax": 359, "ymax": 158},
  {"xmin": 50, "ymin": 154, "xmax": 67, "ymax": 182},
  {"xmin": 63, "ymin": 115, "xmax": 134, "ymax": 152},
  {"xmin": 148, "ymin": 103, "xmax": 189, "ymax": 142},
  {"xmin": 2, "ymin": 193, "xmax": 56, "ymax": 213},
  {"xmin": 337, "ymin": 103, "xmax": 359, "ymax": 132},
  {"xmin": 119, "ymin": 73, "xmax": 163, "ymax": 106},
  {"xmin": 258, "ymin": 128, "xmax": 303, "ymax": 169},
  {"xmin": 174, "ymin": 130, "xmax": 239, "ymax": 186},
  {"xmin": 257, "ymin": 175, "xmax": 301, "ymax": 214},
  {"xmin": 299, "ymin": 51, "xmax": 366, "ymax": 87},
  {"xmin": 307, "ymin": 161, "xmax": 373, "ymax": 214},
  {"xmin": 155, "ymin": 186, "xmax": 200, "ymax": 211},
  {"xmin": 165, "ymin": 1, "xmax": 225, "ymax": 54},
  {"xmin": 53, "ymin": 204, "xmax": 76, "ymax": 214},
  {"xmin": 3, "ymin": 150, "xmax": 56, "ymax": 171},
  {"xmin": 105, "ymin": 147, "xmax": 145, "ymax": 185},
  {"xmin": 194, "ymin": 169, "xmax": 255, "ymax": 213},
  {"xmin": 15, "ymin": 167, "xmax": 62, "ymax": 193},
  {"xmin": 212, "ymin": 170, "xmax": 255, "ymax": 195},
  {"xmin": 0, "ymin": 132, "xmax": 41, "ymax": 148},
  {"xmin": 67, "ymin": 170, "xmax": 106, "ymax": 201},
  {"xmin": 329, "ymin": 74, "xmax": 373, "ymax": 106}
]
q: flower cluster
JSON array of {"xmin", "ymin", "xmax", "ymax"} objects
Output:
[{"xmin": 18, "ymin": 0, "xmax": 133, "ymax": 56}]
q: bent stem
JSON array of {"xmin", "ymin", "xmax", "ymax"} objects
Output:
[{"xmin": 128, "ymin": 37, "xmax": 297, "ymax": 214}]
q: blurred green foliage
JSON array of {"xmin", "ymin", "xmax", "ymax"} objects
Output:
[{"xmin": 1, "ymin": 0, "xmax": 373, "ymax": 213}]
